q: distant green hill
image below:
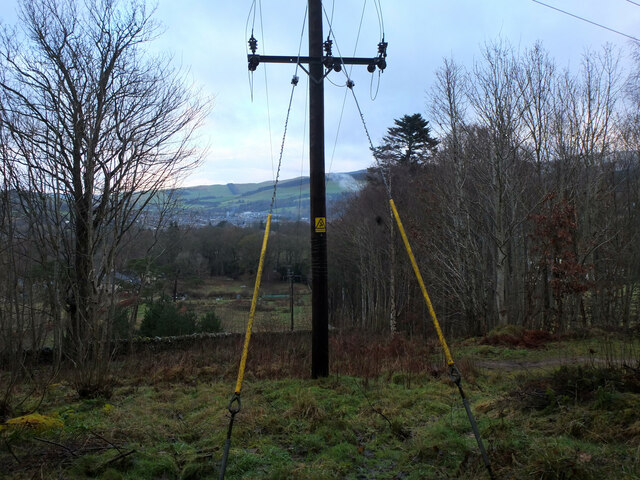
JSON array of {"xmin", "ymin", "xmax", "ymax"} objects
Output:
[{"xmin": 174, "ymin": 171, "xmax": 367, "ymax": 224}]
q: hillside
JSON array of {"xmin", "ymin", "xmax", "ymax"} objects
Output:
[{"xmin": 175, "ymin": 171, "xmax": 367, "ymax": 225}]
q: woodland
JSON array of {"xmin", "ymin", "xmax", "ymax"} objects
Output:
[
  {"xmin": 0, "ymin": 0, "xmax": 639, "ymax": 401},
  {"xmin": 0, "ymin": 0, "xmax": 639, "ymax": 478}
]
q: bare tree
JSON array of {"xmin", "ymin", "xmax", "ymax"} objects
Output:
[
  {"xmin": 516, "ymin": 42, "xmax": 557, "ymax": 328},
  {"xmin": 328, "ymin": 40, "xmax": 636, "ymax": 335},
  {"xmin": 549, "ymin": 46, "xmax": 621, "ymax": 329},
  {"xmin": 0, "ymin": 123, "xmax": 58, "ymax": 418},
  {"xmin": 467, "ymin": 40, "xmax": 526, "ymax": 327},
  {"xmin": 429, "ymin": 58, "xmax": 489, "ymax": 334},
  {"xmin": 0, "ymin": 0, "xmax": 209, "ymax": 396}
]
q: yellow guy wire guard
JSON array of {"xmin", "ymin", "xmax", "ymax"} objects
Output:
[
  {"xmin": 219, "ymin": 213, "xmax": 272, "ymax": 480},
  {"xmin": 349, "ymin": 68, "xmax": 494, "ymax": 480},
  {"xmin": 389, "ymin": 199, "xmax": 454, "ymax": 366},
  {"xmin": 390, "ymin": 197, "xmax": 494, "ymax": 479},
  {"xmin": 235, "ymin": 213, "xmax": 272, "ymax": 395}
]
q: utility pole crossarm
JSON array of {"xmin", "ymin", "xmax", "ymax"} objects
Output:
[{"xmin": 248, "ymin": 54, "xmax": 386, "ymax": 69}]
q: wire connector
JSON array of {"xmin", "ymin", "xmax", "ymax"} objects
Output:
[{"xmin": 291, "ymin": 75, "xmax": 299, "ymax": 86}]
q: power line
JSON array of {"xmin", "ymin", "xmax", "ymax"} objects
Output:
[
  {"xmin": 626, "ymin": 0, "xmax": 640, "ymax": 7},
  {"xmin": 531, "ymin": 0, "xmax": 640, "ymax": 42},
  {"xmin": 373, "ymin": 0, "xmax": 384, "ymax": 40},
  {"xmin": 295, "ymin": 6, "xmax": 308, "ymax": 77},
  {"xmin": 245, "ymin": 1, "xmax": 258, "ymax": 100},
  {"xmin": 256, "ymin": 0, "xmax": 276, "ymax": 183},
  {"xmin": 327, "ymin": 88, "xmax": 348, "ymax": 177},
  {"xmin": 351, "ymin": 0, "xmax": 368, "ymax": 75},
  {"xmin": 370, "ymin": 69, "xmax": 381, "ymax": 100},
  {"xmin": 297, "ymin": 78, "xmax": 309, "ymax": 224},
  {"xmin": 327, "ymin": 0, "xmax": 368, "ymax": 177}
]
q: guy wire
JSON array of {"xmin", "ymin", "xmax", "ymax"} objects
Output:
[
  {"xmin": 346, "ymin": 84, "xmax": 391, "ymax": 198},
  {"xmin": 269, "ymin": 2, "xmax": 307, "ymax": 213},
  {"xmin": 322, "ymin": 0, "xmax": 367, "ymax": 177},
  {"xmin": 347, "ymin": 82, "xmax": 495, "ymax": 480}
]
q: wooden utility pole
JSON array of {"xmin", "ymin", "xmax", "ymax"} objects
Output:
[
  {"xmin": 308, "ymin": 0, "xmax": 328, "ymax": 378},
  {"xmin": 247, "ymin": 0, "xmax": 387, "ymax": 378}
]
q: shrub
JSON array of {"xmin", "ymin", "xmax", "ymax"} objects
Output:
[
  {"xmin": 139, "ymin": 300, "xmax": 197, "ymax": 337},
  {"xmin": 198, "ymin": 310, "xmax": 222, "ymax": 333}
]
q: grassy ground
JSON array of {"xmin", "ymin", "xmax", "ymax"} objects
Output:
[
  {"xmin": 1, "ymin": 330, "xmax": 639, "ymax": 479},
  {"xmin": 178, "ymin": 278, "xmax": 312, "ymax": 334}
]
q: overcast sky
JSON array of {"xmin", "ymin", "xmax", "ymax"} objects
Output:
[{"xmin": 1, "ymin": 1, "xmax": 639, "ymax": 186}]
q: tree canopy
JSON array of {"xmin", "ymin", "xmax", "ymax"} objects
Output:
[{"xmin": 376, "ymin": 113, "xmax": 439, "ymax": 167}]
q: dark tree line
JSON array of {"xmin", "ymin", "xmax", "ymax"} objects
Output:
[
  {"xmin": 328, "ymin": 41, "xmax": 640, "ymax": 337},
  {"xmin": 143, "ymin": 220, "xmax": 310, "ymax": 287}
]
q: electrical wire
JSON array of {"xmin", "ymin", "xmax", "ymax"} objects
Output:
[
  {"xmin": 244, "ymin": 1, "xmax": 257, "ymax": 47},
  {"xmin": 323, "ymin": 6, "xmax": 349, "ymax": 88},
  {"xmin": 296, "ymin": 5, "xmax": 308, "ymax": 77},
  {"xmin": 373, "ymin": 0, "xmax": 384, "ymax": 41},
  {"xmin": 321, "ymin": 2, "xmax": 362, "ymax": 177},
  {"xmin": 297, "ymin": 77, "xmax": 309, "ymax": 224},
  {"xmin": 327, "ymin": 88, "xmax": 349, "ymax": 177},
  {"xmin": 320, "ymin": 2, "xmax": 351, "ymax": 176},
  {"xmin": 626, "ymin": 0, "xmax": 640, "ymax": 7},
  {"xmin": 351, "ymin": 0, "xmax": 368, "ymax": 77},
  {"xmin": 247, "ymin": 67, "xmax": 255, "ymax": 101},
  {"xmin": 324, "ymin": 0, "xmax": 342, "ymax": 86},
  {"xmin": 322, "ymin": 0, "xmax": 383, "ymax": 177},
  {"xmin": 255, "ymin": 0, "xmax": 276, "ymax": 184},
  {"xmin": 329, "ymin": 0, "xmax": 336, "ymax": 27},
  {"xmin": 372, "ymin": 0, "xmax": 385, "ymax": 100},
  {"xmin": 291, "ymin": 5, "xmax": 308, "ymax": 212},
  {"xmin": 321, "ymin": 5, "xmax": 355, "ymax": 85},
  {"xmin": 245, "ymin": 1, "xmax": 257, "ymax": 100},
  {"xmin": 531, "ymin": 0, "xmax": 640, "ymax": 42},
  {"xmin": 328, "ymin": 0, "xmax": 368, "ymax": 170},
  {"xmin": 272, "ymin": 4, "xmax": 307, "ymax": 210},
  {"xmin": 370, "ymin": 69, "xmax": 381, "ymax": 100},
  {"xmin": 323, "ymin": 2, "xmax": 385, "ymax": 98}
]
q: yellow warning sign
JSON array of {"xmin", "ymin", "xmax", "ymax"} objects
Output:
[{"xmin": 315, "ymin": 217, "xmax": 326, "ymax": 233}]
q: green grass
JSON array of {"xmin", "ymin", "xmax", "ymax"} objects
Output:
[
  {"xmin": 180, "ymin": 278, "xmax": 312, "ymax": 334},
  {"xmin": 1, "ymin": 332, "xmax": 639, "ymax": 479}
]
